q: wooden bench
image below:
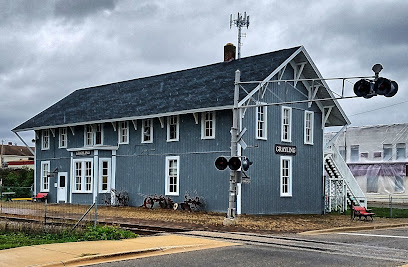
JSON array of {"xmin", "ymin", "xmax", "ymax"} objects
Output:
[
  {"xmin": 32, "ymin": 192, "xmax": 48, "ymax": 202},
  {"xmin": 353, "ymin": 206, "xmax": 375, "ymax": 220}
]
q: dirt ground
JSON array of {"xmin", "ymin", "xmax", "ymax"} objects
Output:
[{"xmin": 95, "ymin": 206, "xmax": 408, "ymax": 234}]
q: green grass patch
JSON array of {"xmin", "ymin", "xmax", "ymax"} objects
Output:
[
  {"xmin": 0, "ymin": 225, "xmax": 137, "ymax": 250},
  {"xmin": 368, "ymin": 207, "xmax": 408, "ymax": 218}
]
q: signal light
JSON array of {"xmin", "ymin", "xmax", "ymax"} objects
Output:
[
  {"xmin": 215, "ymin": 157, "xmax": 228, "ymax": 170},
  {"xmin": 215, "ymin": 156, "xmax": 252, "ymax": 171},
  {"xmin": 354, "ymin": 78, "xmax": 398, "ymax": 98},
  {"xmin": 353, "ymin": 79, "xmax": 373, "ymax": 98},
  {"xmin": 228, "ymin": 157, "xmax": 241, "ymax": 170},
  {"xmin": 374, "ymin": 77, "xmax": 398, "ymax": 97}
]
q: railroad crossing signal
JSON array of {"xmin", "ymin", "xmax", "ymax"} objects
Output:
[
  {"xmin": 353, "ymin": 64, "xmax": 398, "ymax": 98},
  {"xmin": 215, "ymin": 156, "xmax": 252, "ymax": 171}
]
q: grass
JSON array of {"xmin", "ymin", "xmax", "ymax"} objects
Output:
[
  {"xmin": 368, "ymin": 207, "xmax": 408, "ymax": 218},
  {"xmin": 0, "ymin": 225, "xmax": 137, "ymax": 250}
]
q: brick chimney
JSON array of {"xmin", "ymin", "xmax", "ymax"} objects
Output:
[{"xmin": 224, "ymin": 43, "xmax": 236, "ymax": 62}]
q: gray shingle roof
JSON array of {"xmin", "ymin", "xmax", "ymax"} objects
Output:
[{"xmin": 13, "ymin": 46, "xmax": 304, "ymax": 131}]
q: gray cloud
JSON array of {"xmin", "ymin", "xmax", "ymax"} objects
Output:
[{"xmin": 1, "ymin": 0, "xmax": 407, "ymax": 145}]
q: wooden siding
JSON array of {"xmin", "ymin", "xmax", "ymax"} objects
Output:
[{"xmin": 240, "ymin": 66, "xmax": 324, "ymax": 214}]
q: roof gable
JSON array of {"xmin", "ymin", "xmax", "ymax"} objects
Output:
[{"xmin": 14, "ymin": 46, "xmax": 311, "ymax": 131}]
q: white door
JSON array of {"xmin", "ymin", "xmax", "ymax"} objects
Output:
[{"xmin": 57, "ymin": 172, "xmax": 67, "ymax": 203}]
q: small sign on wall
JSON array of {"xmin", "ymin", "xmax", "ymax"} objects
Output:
[
  {"xmin": 75, "ymin": 151, "xmax": 91, "ymax": 156},
  {"xmin": 275, "ymin": 144, "xmax": 297, "ymax": 155}
]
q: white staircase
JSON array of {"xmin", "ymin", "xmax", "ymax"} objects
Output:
[{"xmin": 324, "ymin": 145, "xmax": 367, "ymax": 213}]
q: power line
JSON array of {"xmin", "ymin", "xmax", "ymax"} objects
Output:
[{"xmin": 349, "ymin": 100, "xmax": 408, "ymax": 116}]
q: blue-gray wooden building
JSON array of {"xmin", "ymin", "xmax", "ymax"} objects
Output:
[{"xmin": 13, "ymin": 45, "xmax": 349, "ymax": 214}]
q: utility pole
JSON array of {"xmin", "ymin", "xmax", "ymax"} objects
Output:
[
  {"xmin": 224, "ymin": 70, "xmax": 241, "ymax": 225},
  {"xmin": 230, "ymin": 12, "xmax": 250, "ymax": 59},
  {"xmin": 1, "ymin": 140, "xmax": 4, "ymax": 168}
]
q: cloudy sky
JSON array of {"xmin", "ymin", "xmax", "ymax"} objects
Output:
[{"xmin": 1, "ymin": 0, "xmax": 407, "ymax": 145}]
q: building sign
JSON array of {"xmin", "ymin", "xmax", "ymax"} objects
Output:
[
  {"xmin": 275, "ymin": 144, "xmax": 297, "ymax": 155},
  {"xmin": 75, "ymin": 151, "xmax": 91, "ymax": 156}
]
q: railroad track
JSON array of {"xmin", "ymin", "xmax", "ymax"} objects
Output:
[{"xmin": 0, "ymin": 214, "xmax": 187, "ymax": 236}]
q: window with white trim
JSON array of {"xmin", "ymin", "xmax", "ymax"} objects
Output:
[
  {"xmin": 59, "ymin": 127, "xmax": 67, "ymax": 148},
  {"xmin": 201, "ymin": 111, "xmax": 215, "ymax": 139},
  {"xmin": 84, "ymin": 124, "xmax": 103, "ymax": 146},
  {"xmin": 280, "ymin": 156, "xmax": 292, "ymax": 197},
  {"xmin": 256, "ymin": 104, "xmax": 267, "ymax": 140},
  {"xmin": 281, "ymin": 106, "xmax": 292, "ymax": 142},
  {"xmin": 141, "ymin": 119, "xmax": 153, "ymax": 143},
  {"xmin": 73, "ymin": 159, "xmax": 93, "ymax": 193},
  {"xmin": 304, "ymin": 111, "xmax": 314, "ymax": 145},
  {"xmin": 118, "ymin": 121, "xmax": 129, "ymax": 144},
  {"xmin": 99, "ymin": 158, "xmax": 111, "ymax": 193},
  {"xmin": 165, "ymin": 156, "xmax": 179, "ymax": 196},
  {"xmin": 40, "ymin": 161, "xmax": 50, "ymax": 192},
  {"xmin": 42, "ymin": 129, "xmax": 50, "ymax": 150},
  {"xmin": 167, "ymin": 115, "xmax": 179, "ymax": 142}
]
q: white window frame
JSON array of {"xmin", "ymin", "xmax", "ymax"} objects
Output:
[
  {"xmin": 167, "ymin": 115, "xmax": 179, "ymax": 142},
  {"xmin": 256, "ymin": 104, "xmax": 267, "ymax": 140},
  {"xmin": 201, "ymin": 111, "xmax": 216, "ymax": 139},
  {"xmin": 99, "ymin": 158, "xmax": 111, "ymax": 193},
  {"xmin": 304, "ymin": 111, "xmax": 314, "ymax": 145},
  {"xmin": 72, "ymin": 159, "xmax": 93, "ymax": 193},
  {"xmin": 118, "ymin": 121, "xmax": 129, "ymax": 144},
  {"xmin": 280, "ymin": 156, "xmax": 292, "ymax": 197},
  {"xmin": 84, "ymin": 124, "xmax": 104, "ymax": 146},
  {"xmin": 165, "ymin": 156, "xmax": 180, "ymax": 196},
  {"xmin": 59, "ymin": 127, "xmax": 67, "ymax": 148},
  {"xmin": 281, "ymin": 106, "xmax": 292, "ymax": 142},
  {"xmin": 141, "ymin": 119, "xmax": 153, "ymax": 143},
  {"xmin": 41, "ymin": 129, "xmax": 50, "ymax": 150},
  {"xmin": 40, "ymin": 161, "xmax": 50, "ymax": 192}
]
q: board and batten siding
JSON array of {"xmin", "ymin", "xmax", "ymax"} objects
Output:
[{"xmin": 240, "ymin": 67, "xmax": 324, "ymax": 214}]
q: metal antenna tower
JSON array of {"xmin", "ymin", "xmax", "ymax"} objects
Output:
[{"xmin": 230, "ymin": 12, "xmax": 250, "ymax": 59}]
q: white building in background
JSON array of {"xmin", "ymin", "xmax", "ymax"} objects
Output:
[{"xmin": 326, "ymin": 123, "xmax": 408, "ymax": 202}]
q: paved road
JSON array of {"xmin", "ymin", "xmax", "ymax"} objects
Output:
[{"xmin": 92, "ymin": 227, "xmax": 408, "ymax": 267}]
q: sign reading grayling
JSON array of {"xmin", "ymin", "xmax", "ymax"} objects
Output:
[
  {"xmin": 275, "ymin": 144, "xmax": 297, "ymax": 155},
  {"xmin": 75, "ymin": 151, "xmax": 91, "ymax": 156}
]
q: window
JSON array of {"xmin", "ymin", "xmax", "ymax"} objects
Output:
[
  {"xmin": 84, "ymin": 124, "xmax": 103, "ymax": 146},
  {"xmin": 118, "ymin": 121, "xmax": 129, "ymax": 144},
  {"xmin": 95, "ymin": 124, "xmax": 103, "ymax": 145},
  {"xmin": 383, "ymin": 144, "xmax": 392, "ymax": 161},
  {"xmin": 141, "ymin": 119, "xmax": 153, "ymax": 143},
  {"xmin": 256, "ymin": 104, "xmax": 267, "ymax": 140},
  {"xmin": 167, "ymin": 115, "xmax": 179, "ymax": 142},
  {"xmin": 40, "ymin": 161, "xmax": 50, "ymax": 192},
  {"xmin": 201, "ymin": 111, "xmax": 216, "ymax": 139},
  {"xmin": 165, "ymin": 156, "xmax": 179, "ymax": 196},
  {"xmin": 42, "ymin": 129, "xmax": 50, "ymax": 150},
  {"xmin": 280, "ymin": 156, "xmax": 292, "ymax": 197},
  {"xmin": 73, "ymin": 159, "xmax": 93, "ymax": 193},
  {"xmin": 350, "ymin": 145, "xmax": 359, "ymax": 162},
  {"xmin": 396, "ymin": 143, "xmax": 406, "ymax": 160},
  {"xmin": 281, "ymin": 106, "xmax": 292, "ymax": 142},
  {"xmin": 59, "ymin": 127, "xmax": 67, "ymax": 148},
  {"xmin": 304, "ymin": 111, "xmax": 314, "ymax": 144},
  {"xmin": 373, "ymin": 152, "xmax": 382, "ymax": 159},
  {"xmin": 99, "ymin": 159, "xmax": 111, "ymax": 193}
]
